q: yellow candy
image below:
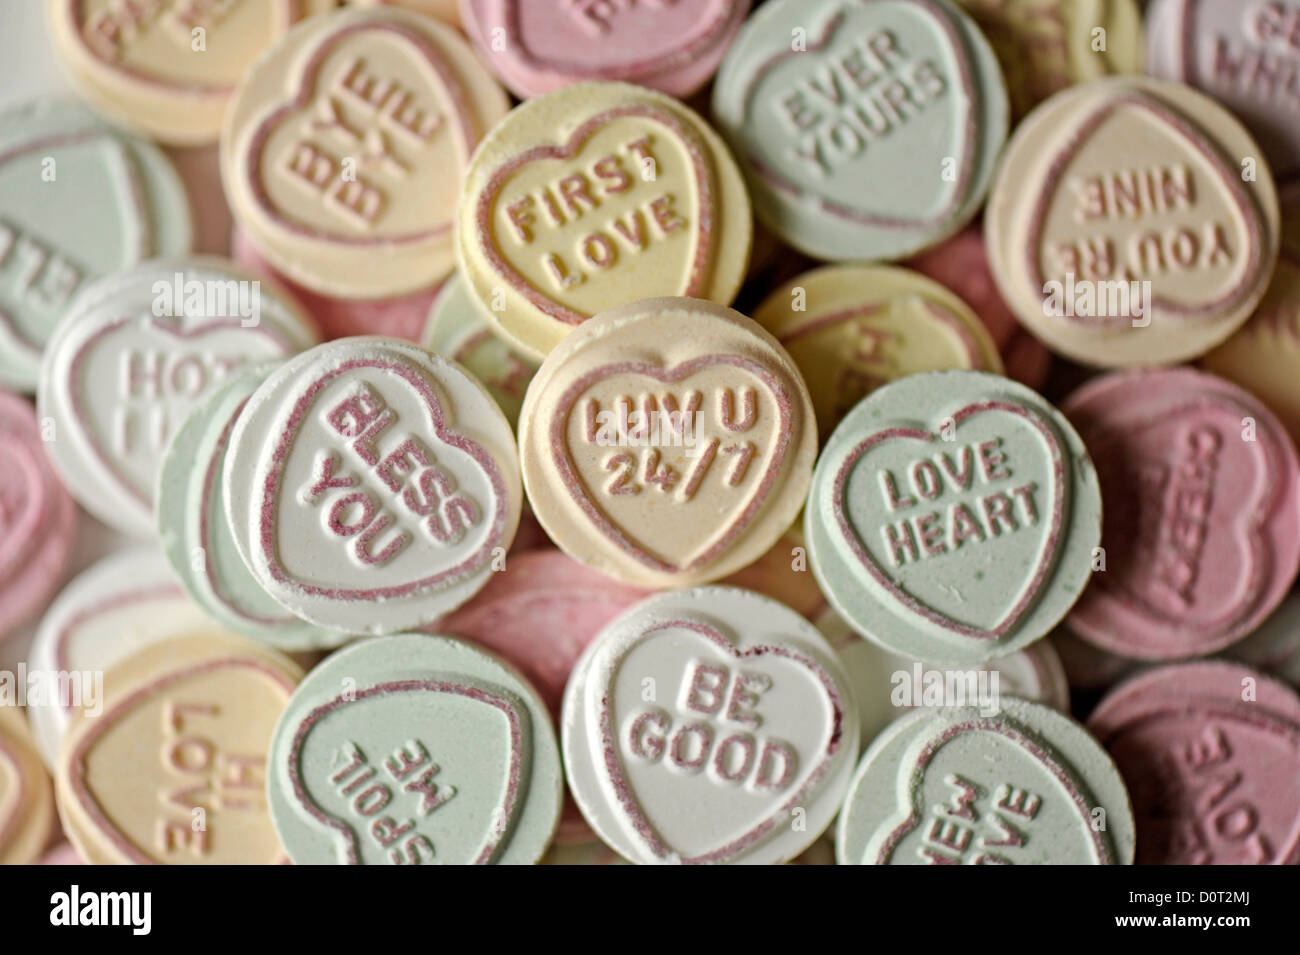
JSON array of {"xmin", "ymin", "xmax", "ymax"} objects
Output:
[{"xmin": 0, "ymin": 706, "xmax": 54, "ymax": 865}]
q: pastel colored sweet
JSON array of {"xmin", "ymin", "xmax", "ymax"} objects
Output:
[
  {"xmin": 905, "ymin": 226, "xmax": 1053, "ymax": 390},
  {"xmin": 807, "ymin": 370, "xmax": 1102, "ymax": 666},
  {"xmin": 158, "ymin": 363, "xmax": 354, "ymax": 653},
  {"xmin": 48, "ymin": 0, "xmax": 335, "ymax": 145},
  {"xmin": 837, "ymin": 696, "xmax": 1136, "ymax": 864},
  {"xmin": 0, "ymin": 704, "xmax": 55, "ymax": 864},
  {"xmin": 752, "ymin": 265, "xmax": 1004, "ymax": 441},
  {"xmin": 422, "ymin": 274, "xmax": 540, "ymax": 430},
  {"xmin": 458, "ymin": 0, "xmax": 751, "ymax": 99},
  {"xmin": 434, "ymin": 549, "xmax": 650, "ymax": 717},
  {"xmin": 986, "ymin": 76, "xmax": 1281, "ymax": 367},
  {"xmin": 1048, "ymin": 627, "xmax": 1140, "ymax": 692},
  {"xmin": 0, "ymin": 4, "xmax": 77, "ymax": 108},
  {"xmin": 519, "ymin": 298, "xmax": 817, "ymax": 588},
  {"xmin": 1088, "ymin": 661, "xmax": 1300, "ymax": 864},
  {"xmin": 0, "ymin": 389, "xmax": 76, "ymax": 642},
  {"xmin": 39, "ymin": 842, "xmax": 85, "ymax": 865},
  {"xmin": 456, "ymin": 81, "xmax": 753, "ymax": 359},
  {"xmin": 222, "ymin": 337, "xmax": 522, "ymax": 635},
  {"xmin": 562, "ymin": 586, "xmax": 860, "ymax": 865},
  {"xmin": 721, "ymin": 529, "xmax": 828, "ymax": 622},
  {"xmin": 221, "ymin": 8, "xmax": 508, "ymax": 299},
  {"xmin": 267, "ymin": 633, "xmax": 563, "ymax": 864},
  {"xmin": 1145, "ymin": 0, "xmax": 1300, "ymax": 182},
  {"xmin": 37, "ymin": 258, "xmax": 319, "ymax": 537},
  {"xmin": 1063, "ymin": 368, "xmax": 1300, "ymax": 660},
  {"xmin": 55, "ymin": 633, "xmax": 303, "ymax": 865},
  {"xmin": 955, "ymin": 0, "xmax": 1141, "ymax": 120},
  {"xmin": 348, "ymin": 0, "xmax": 461, "ymax": 26},
  {"xmin": 818, "ymin": 607, "xmax": 1070, "ymax": 747},
  {"xmin": 711, "ymin": 0, "xmax": 1009, "ymax": 262},
  {"xmin": 1225, "ymin": 591, "xmax": 1300, "ymax": 687},
  {"xmin": 0, "ymin": 99, "xmax": 192, "ymax": 391}
]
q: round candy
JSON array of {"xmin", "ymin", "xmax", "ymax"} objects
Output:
[
  {"xmin": 1225, "ymin": 591, "xmax": 1300, "ymax": 687},
  {"xmin": 0, "ymin": 99, "xmax": 192, "ymax": 391},
  {"xmin": 37, "ymin": 258, "xmax": 319, "ymax": 537},
  {"xmin": 562, "ymin": 586, "xmax": 860, "ymax": 865},
  {"xmin": 55, "ymin": 633, "xmax": 304, "ymax": 865},
  {"xmin": 421, "ymin": 274, "xmax": 539, "ymax": 430},
  {"xmin": 267, "ymin": 633, "xmax": 563, "ymax": 865},
  {"xmin": 837, "ymin": 696, "xmax": 1136, "ymax": 864},
  {"xmin": 223, "ymin": 337, "xmax": 522, "ymax": 635},
  {"xmin": 39, "ymin": 842, "xmax": 85, "ymax": 865},
  {"xmin": 1145, "ymin": 0, "xmax": 1300, "ymax": 183},
  {"xmin": 1088, "ymin": 661, "xmax": 1300, "ymax": 864},
  {"xmin": 519, "ymin": 298, "xmax": 817, "ymax": 588},
  {"xmin": 711, "ymin": 0, "xmax": 1009, "ymax": 262},
  {"xmin": 158, "ymin": 363, "xmax": 353, "ymax": 653},
  {"xmin": 1062, "ymin": 367, "xmax": 1300, "ymax": 660},
  {"xmin": 752, "ymin": 264, "xmax": 1003, "ymax": 442},
  {"xmin": 458, "ymin": 0, "xmax": 751, "ymax": 99},
  {"xmin": 456, "ymin": 81, "xmax": 752, "ymax": 359},
  {"xmin": 0, "ymin": 705, "xmax": 55, "ymax": 864},
  {"xmin": 0, "ymin": 5, "xmax": 78, "ymax": 108},
  {"xmin": 807, "ymin": 370, "xmax": 1102, "ymax": 666},
  {"xmin": 986, "ymin": 76, "xmax": 1280, "ymax": 367},
  {"xmin": 221, "ymin": 8, "xmax": 508, "ymax": 299},
  {"xmin": 48, "ymin": 0, "xmax": 335, "ymax": 144},
  {"xmin": 0, "ymin": 389, "xmax": 76, "ymax": 642}
]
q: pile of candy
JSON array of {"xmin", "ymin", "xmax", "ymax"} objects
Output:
[{"xmin": 0, "ymin": 0, "xmax": 1297, "ymax": 867}]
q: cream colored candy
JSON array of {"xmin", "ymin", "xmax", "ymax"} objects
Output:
[
  {"xmin": 519, "ymin": 297, "xmax": 816, "ymax": 588},
  {"xmin": 457, "ymin": 81, "xmax": 753, "ymax": 359},
  {"xmin": 48, "ymin": 0, "xmax": 335, "ymax": 145},
  {"xmin": 55, "ymin": 634, "xmax": 302, "ymax": 865},
  {"xmin": 986, "ymin": 77, "xmax": 1280, "ymax": 368},
  {"xmin": 0, "ymin": 706, "xmax": 55, "ymax": 864},
  {"xmin": 753, "ymin": 265, "xmax": 1003, "ymax": 441},
  {"xmin": 221, "ymin": 8, "xmax": 508, "ymax": 299},
  {"xmin": 346, "ymin": 0, "xmax": 460, "ymax": 26}
]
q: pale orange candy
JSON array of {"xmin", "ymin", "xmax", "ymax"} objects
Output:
[{"xmin": 0, "ymin": 706, "xmax": 54, "ymax": 864}]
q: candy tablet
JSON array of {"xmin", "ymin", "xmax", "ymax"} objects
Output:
[
  {"xmin": 267, "ymin": 633, "xmax": 563, "ymax": 864},
  {"xmin": 39, "ymin": 842, "xmax": 85, "ymax": 866},
  {"xmin": 1145, "ymin": 0, "xmax": 1300, "ymax": 183},
  {"xmin": 458, "ymin": 0, "xmax": 751, "ymax": 99},
  {"xmin": 223, "ymin": 337, "xmax": 522, "ymax": 635},
  {"xmin": 158, "ymin": 363, "xmax": 352, "ymax": 653},
  {"xmin": 711, "ymin": 0, "xmax": 1009, "ymax": 262},
  {"xmin": 25, "ymin": 548, "xmax": 231, "ymax": 767},
  {"xmin": 562, "ymin": 586, "xmax": 860, "ymax": 865},
  {"xmin": 519, "ymin": 298, "xmax": 817, "ymax": 588},
  {"xmin": 752, "ymin": 265, "xmax": 1003, "ymax": 441},
  {"xmin": 1088, "ymin": 661, "xmax": 1300, "ymax": 864},
  {"xmin": 221, "ymin": 8, "xmax": 508, "ymax": 299},
  {"xmin": 421, "ymin": 274, "xmax": 539, "ymax": 430},
  {"xmin": 0, "ymin": 99, "xmax": 192, "ymax": 391},
  {"xmin": 837, "ymin": 696, "xmax": 1135, "ymax": 864},
  {"xmin": 0, "ymin": 389, "xmax": 76, "ymax": 642},
  {"xmin": 55, "ymin": 633, "xmax": 304, "ymax": 865},
  {"xmin": 1062, "ymin": 367, "xmax": 1300, "ymax": 660},
  {"xmin": 986, "ymin": 76, "xmax": 1281, "ymax": 367},
  {"xmin": 456, "ymin": 81, "xmax": 753, "ymax": 359},
  {"xmin": 0, "ymin": 5, "xmax": 77, "ymax": 108},
  {"xmin": 48, "ymin": 0, "xmax": 335, "ymax": 145},
  {"xmin": 1226, "ymin": 591, "xmax": 1300, "ymax": 687},
  {"xmin": 0, "ymin": 705, "xmax": 55, "ymax": 864},
  {"xmin": 807, "ymin": 370, "xmax": 1102, "ymax": 666},
  {"xmin": 37, "ymin": 258, "xmax": 319, "ymax": 537}
]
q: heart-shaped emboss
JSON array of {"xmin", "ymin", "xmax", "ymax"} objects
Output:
[
  {"xmin": 596, "ymin": 619, "xmax": 844, "ymax": 864},
  {"xmin": 259, "ymin": 356, "xmax": 508, "ymax": 599},
  {"xmin": 548, "ymin": 355, "xmax": 793, "ymax": 574},
  {"xmin": 248, "ymin": 20, "xmax": 475, "ymax": 245},
  {"xmin": 832, "ymin": 400, "xmax": 1068, "ymax": 641},
  {"xmin": 866, "ymin": 715, "xmax": 1115, "ymax": 864},
  {"xmin": 475, "ymin": 103, "xmax": 717, "ymax": 325},
  {"xmin": 285, "ymin": 680, "xmax": 528, "ymax": 865}
]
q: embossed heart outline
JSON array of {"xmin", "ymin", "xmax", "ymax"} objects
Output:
[
  {"xmin": 66, "ymin": 657, "xmax": 298, "ymax": 864},
  {"xmin": 246, "ymin": 20, "xmax": 476, "ymax": 245},
  {"xmin": 596, "ymin": 618, "xmax": 845, "ymax": 864},
  {"xmin": 735, "ymin": 0, "xmax": 978, "ymax": 229},
  {"xmin": 1023, "ymin": 91, "xmax": 1268, "ymax": 322},
  {"xmin": 870, "ymin": 715, "xmax": 1115, "ymax": 864},
  {"xmin": 548, "ymin": 354, "xmax": 792, "ymax": 573},
  {"xmin": 286, "ymin": 679, "xmax": 526, "ymax": 865},
  {"xmin": 258, "ymin": 356, "xmax": 508, "ymax": 600},
  {"xmin": 474, "ymin": 103, "xmax": 717, "ymax": 326},
  {"xmin": 830, "ymin": 399, "xmax": 1066, "ymax": 641},
  {"xmin": 776, "ymin": 299, "xmax": 987, "ymax": 367}
]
